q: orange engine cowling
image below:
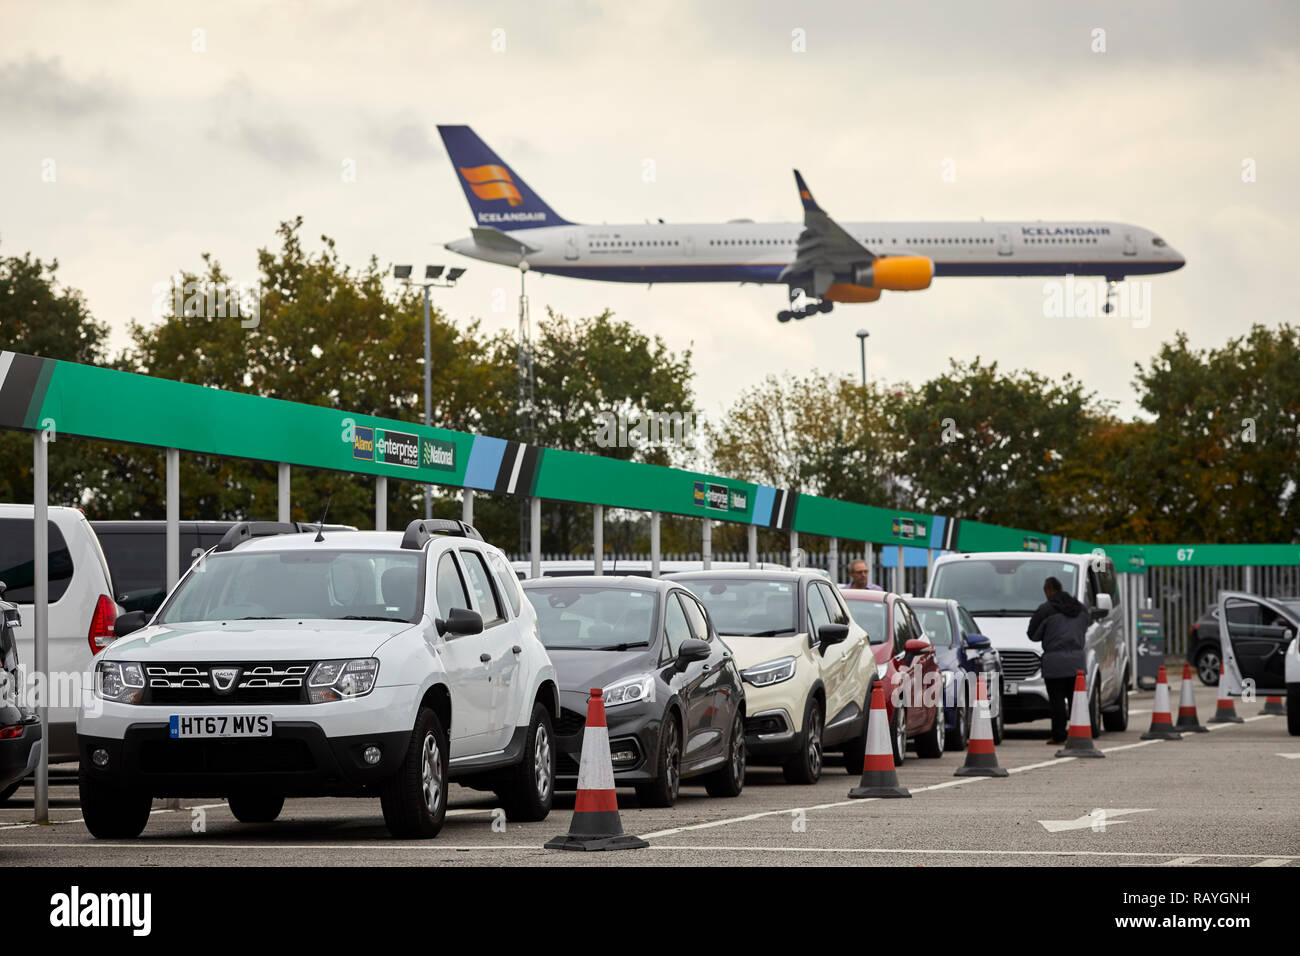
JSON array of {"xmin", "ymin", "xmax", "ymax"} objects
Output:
[
  {"xmin": 854, "ymin": 256, "xmax": 934, "ymax": 291},
  {"xmin": 824, "ymin": 284, "xmax": 882, "ymax": 303}
]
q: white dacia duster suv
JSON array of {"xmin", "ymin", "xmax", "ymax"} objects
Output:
[{"xmin": 76, "ymin": 520, "xmax": 559, "ymax": 839}]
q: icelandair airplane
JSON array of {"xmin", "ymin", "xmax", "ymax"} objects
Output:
[{"xmin": 438, "ymin": 125, "xmax": 1185, "ymax": 322}]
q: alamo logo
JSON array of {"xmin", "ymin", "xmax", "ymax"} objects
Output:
[
  {"xmin": 375, "ymin": 430, "xmax": 419, "ymax": 469},
  {"xmin": 352, "ymin": 426, "xmax": 375, "ymax": 462},
  {"xmin": 422, "ymin": 438, "xmax": 456, "ymax": 471}
]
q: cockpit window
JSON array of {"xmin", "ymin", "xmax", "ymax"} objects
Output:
[{"xmin": 1152, "ymin": 237, "xmax": 1167, "ymax": 247}]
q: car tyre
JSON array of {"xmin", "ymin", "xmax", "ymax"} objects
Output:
[
  {"xmin": 991, "ymin": 693, "xmax": 1005, "ymax": 744},
  {"xmin": 916, "ymin": 704, "xmax": 945, "ymax": 758},
  {"xmin": 841, "ymin": 686, "xmax": 871, "ymax": 775},
  {"xmin": 79, "ymin": 766, "xmax": 151, "ymax": 839},
  {"xmin": 0, "ymin": 781, "xmax": 19, "ymax": 805},
  {"xmin": 890, "ymin": 704, "xmax": 907, "ymax": 766},
  {"xmin": 1102, "ymin": 670, "xmax": 1130, "ymax": 732},
  {"xmin": 704, "ymin": 710, "xmax": 746, "ymax": 797},
  {"xmin": 782, "ymin": 697, "xmax": 823, "ymax": 784},
  {"xmin": 636, "ymin": 710, "xmax": 682, "ymax": 807},
  {"xmin": 228, "ymin": 793, "xmax": 284, "ymax": 823},
  {"xmin": 495, "ymin": 702, "xmax": 555, "ymax": 822},
  {"xmin": 1088, "ymin": 680, "xmax": 1103, "ymax": 738},
  {"xmin": 945, "ymin": 705, "xmax": 968, "ymax": 752},
  {"xmin": 1196, "ymin": 647, "xmax": 1221, "ymax": 686},
  {"xmin": 379, "ymin": 706, "xmax": 448, "ymax": 839},
  {"xmin": 1287, "ymin": 686, "xmax": 1300, "ymax": 737}
]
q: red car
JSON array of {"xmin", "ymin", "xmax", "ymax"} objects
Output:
[{"xmin": 839, "ymin": 588, "xmax": 946, "ymax": 765}]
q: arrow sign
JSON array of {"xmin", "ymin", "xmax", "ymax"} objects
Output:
[{"xmin": 1038, "ymin": 809, "xmax": 1152, "ymax": 833}]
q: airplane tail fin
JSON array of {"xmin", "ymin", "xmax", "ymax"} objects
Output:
[{"xmin": 437, "ymin": 125, "xmax": 572, "ymax": 230}]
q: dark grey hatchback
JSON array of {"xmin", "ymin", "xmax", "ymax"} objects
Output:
[{"xmin": 521, "ymin": 577, "xmax": 747, "ymax": 808}]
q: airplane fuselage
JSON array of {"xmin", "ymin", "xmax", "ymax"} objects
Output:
[{"xmin": 446, "ymin": 219, "xmax": 1185, "ymax": 284}]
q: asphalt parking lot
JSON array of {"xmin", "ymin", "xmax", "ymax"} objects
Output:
[{"xmin": 2, "ymin": 684, "xmax": 1295, "ymax": 867}]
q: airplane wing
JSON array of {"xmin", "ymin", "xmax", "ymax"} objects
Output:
[{"xmin": 778, "ymin": 170, "xmax": 875, "ymax": 295}]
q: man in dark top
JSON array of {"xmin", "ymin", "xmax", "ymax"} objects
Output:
[{"xmin": 1028, "ymin": 576, "xmax": 1088, "ymax": 744}]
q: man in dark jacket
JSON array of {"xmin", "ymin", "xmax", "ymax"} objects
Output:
[{"xmin": 1027, "ymin": 577, "xmax": 1088, "ymax": 744}]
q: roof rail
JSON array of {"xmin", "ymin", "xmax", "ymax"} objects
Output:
[
  {"xmin": 214, "ymin": 521, "xmax": 310, "ymax": 552},
  {"xmin": 400, "ymin": 518, "xmax": 484, "ymax": 550}
]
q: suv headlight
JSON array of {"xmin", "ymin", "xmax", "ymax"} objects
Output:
[
  {"xmin": 604, "ymin": 674, "xmax": 655, "ymax": 708},
  {"xmin": 309, "ymin": 659, "xmax": 379, "ymax": 703},
  {"xmin": 740, "ymin": 656, "xmax": 797, "ymax": 688},
  {"xmin": 95, "ymin": 660, "xmax": 145, "ymax": 704}
]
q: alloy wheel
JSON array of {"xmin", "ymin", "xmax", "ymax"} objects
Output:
[{"xmin": 420, "ymin": 732, "xmax": 442, "ymax": 814}]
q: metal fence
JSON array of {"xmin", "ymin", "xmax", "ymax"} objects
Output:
[{"xmin": 510, "ymin": 551, "xmax": 1300, "ymax": 659}]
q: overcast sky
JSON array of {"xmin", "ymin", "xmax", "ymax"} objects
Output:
[{"xmin": 2, "ymin": 0, "xmax": 1297, "ymax": 425}]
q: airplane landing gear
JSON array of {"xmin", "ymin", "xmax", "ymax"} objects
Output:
[
  {"xmin": 776, "ymin": 288, "xmax": 832, "ymax": 322},
  {"xmin": 1103, "ymin": 278, "xmax": 1120, "ymax": 314}
]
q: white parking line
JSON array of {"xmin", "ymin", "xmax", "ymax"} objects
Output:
[
  {"xmin": 1159, "ymin": 856, "xmax": 1204, "ymax": 866},
  {"xmin": 3, "ymin": 842, "xmax": 1292, "ymax": 863},
  {"xmin": 640, "ymin": 710, "xmax": 1253, "ymax": 840}
]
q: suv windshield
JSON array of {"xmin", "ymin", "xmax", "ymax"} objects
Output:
[
  {"xmin": 160, "ymin": 550, "xmax": 423, "ymax": 625},
  {"xmin": 677, "ymin": 578, "xmax": 797, "ymax": 636},
  {"xmin": 524, "ymin": 586, "xmax": 656, "ymax": 650},
  {"xmin": 929, "ymin": 560, "xmax": 1079, "ymax": 615}
]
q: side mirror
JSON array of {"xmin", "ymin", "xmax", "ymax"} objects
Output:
[
  {"xmin": 1095, "ymin": 593, "xmax": 1113, "ymax": 612},
  {"xmin": 904, "ymin": 638, "xmax": 931, "ymax": 655},
  {"xmin": 115, "ymin": 610, "xmax": 149, "ymax": 637},
  {"xmin": 817, "ymin": 623, "xmax": 849, "ymax": 652},
  {"xmin": 436, "ymin": 607, "xmax": 484, "ymax": 637},
  {"xmin": 675, "ymin": 637, "xmax": 711, "ymax": 671},
  {"xmin": 965, "ymin": 633, "xmax": 991, "ymax": 649}
]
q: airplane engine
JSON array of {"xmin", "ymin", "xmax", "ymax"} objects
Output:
[{"xmin": 852, "ymin": 256, "xmax": 934, "ymax": 291}]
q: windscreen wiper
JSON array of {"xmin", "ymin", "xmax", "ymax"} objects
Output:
[
  {"xmin": 746, "ymin": 629, "xmax": 795, "ymax": 637},
  {"xmin": 592, "ymin": 641, "xmax": 650, "ymax": 651},
  {"xmin": 340, "ymin": 615, "xmax": 408, "ymax": 622}
]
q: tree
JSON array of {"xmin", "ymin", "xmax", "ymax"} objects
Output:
[
  {"xmin": 892, "ymin": 358, "xmax": 1103, "ymax": 531},
  {"xmin": 0, "ymin": 251, "xmax": 117, "ymax": 507},
  {"xmin": 1128, "ymin": 325, "xmax": 1300, "ymax": 542}
]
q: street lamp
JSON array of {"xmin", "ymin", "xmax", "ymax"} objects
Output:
[
  {"xmin": 855, "ymin": 329, "xmax": 870, "ymax": 389},
  {"xmin": 393, "ymin": 263, "xmax": 465, "ymax": 518}
]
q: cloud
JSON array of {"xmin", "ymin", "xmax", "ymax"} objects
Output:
[
  {"xmin": 205, "ymin": 78, "xmax": 321, "ymax": 167},
  {"xmin": 378, "ymin": 122, "xmax": 438, "ymax": 163},
  {"xmin": 0, "ymin": 56, "xmax": 126, "ymax": 119}
]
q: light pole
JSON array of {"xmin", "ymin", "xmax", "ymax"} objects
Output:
[
  {"xmin": 394, "ymin": 264, "xmax": 466, "ymax": 519},
  {"xmin": 855, "ymin": 329, "xmax": 869, "ymax": 389}
]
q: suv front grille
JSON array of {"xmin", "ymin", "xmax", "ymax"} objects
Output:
[
  {"xmin": 1000, "ymin": 651, "xmax": 1042, "ymax": 682},
  {"xmin": 142, "ymin": 663, "xmax": 312, "ymax": 705}
]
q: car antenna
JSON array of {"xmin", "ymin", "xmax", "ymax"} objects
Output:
[{"xmin": 313, "ymin": 494, "xmax": 333, "ymax": 543}]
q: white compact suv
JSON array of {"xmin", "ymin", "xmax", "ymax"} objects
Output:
[{"xmin": 76, "ymin": 520, "xmax": 559, "ymax": 840}]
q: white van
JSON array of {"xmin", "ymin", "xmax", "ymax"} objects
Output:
[
  {"xmin": 926, "ymin": 551, "xmax": 1130, "ymax": 734},
  {"xmin": 0, "ymin": 504, "xmax": 119, "ymax": 760}
]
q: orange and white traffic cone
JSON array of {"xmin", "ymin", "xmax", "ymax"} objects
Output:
[
  {"xmin": 545, "ymin": 688, "xmax": 648, "ymax": 851},
  {"xmin": 848, "ymin": 683, "xmax": 911, "ymax": 798},
  {"xmin": 1174, "ymin": 661, "xmax": 1209, "ymax": 733},
  {"xmin": 1262, "ymin": 696, "xmax": 1286, "ymax": 716},
  {"xmin": 1140, "ymin": 665, "xmax": 1183, "ymax": 740},
  {"xmin": 1055, "ymin": 670, "xmax": 1105, "ymax": 758},
  {"xmin": 954, "ymin": 674, "xmax": 1007, "ymax": 778},
  {"xmin": 1208, "ymin": 662, "xmax": 1244, "ymax": 724}
]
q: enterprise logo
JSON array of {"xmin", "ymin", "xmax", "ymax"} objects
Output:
[
  {"xmin": 376, "ymin": 429, "xmax": 420, "ymax": 469},
  {"xmin": 459, "ymin": 164, "xmax": 522, "ymax": 207},
  {"xmin": 694, "ymin": 481, "xmax": 731, "ymax": 512}
]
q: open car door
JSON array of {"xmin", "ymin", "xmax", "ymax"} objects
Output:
[{"xmin": 1216, "ymin": 591, "xmax": 1296, "ymax": 698}]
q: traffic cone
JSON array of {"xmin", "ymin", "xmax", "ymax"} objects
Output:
[
  {"xmin": 545, "ymin": 688, "xmax": 648, "ymax": 851},
  {"xmin": 1208, "ymin": 662, "xmax": 1244, "ymax": 724},
  {"xmin": 1262, "ymin": 696, "xmax": 1286, "ymax": 716},
  {"xmin": 1055, "ymin": 670, "xmax": 1105, "ymax": 758},
  {"xmin": 848, "ymin": 683, "xmax": 911, "ymax": 798},
  {"xmin": 1174, "ymin": 662, "xmax": 1209, "ymax": 733},
  {"xmin": 954, "ymin": 674, "xmax": 1008, "ymax": 777},
  {"xmin": 1140, "ymin": 665, "xmax": 1183, "ymax": 740}
]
